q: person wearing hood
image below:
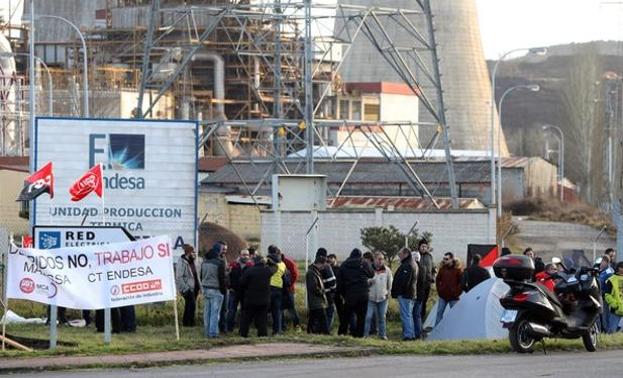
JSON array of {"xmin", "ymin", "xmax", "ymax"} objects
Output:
[
  {"xmin": 176, "ymin": 244, "xmax": 201, "ymax": 327},
  {"xmin": 336, "ymin": 248, "xmax": 374, "ymax": 337},
  {"xmin": 200, "ymin": 243, "xmax": 227, "ymax": 338},
  {"xmin": 267, "ymin": 245, "xmax": 287, "ymax": 336}
]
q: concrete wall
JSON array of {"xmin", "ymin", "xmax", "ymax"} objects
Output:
[
  {"xmin": 0, "ymin": 170, "xmax": 28, "ymax": 235},
  {"xmin": 199, "ymin": 192, "xmax": 266, "ymax": 242},
  {"xmin": 261, "ymin": 208, "xmax": 496, "ymax": 262}
]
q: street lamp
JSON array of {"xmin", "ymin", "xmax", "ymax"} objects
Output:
[
  {"xmin": 542, "ymin": 124, "xmax": 564, "ymax": 201},
  {"xmin": 37, "ymin": 14, "xmax": 89, "ymax": 117},
  {"xmin": 0, "ymin": 52, "xmax": 54, "ymax": 115},
  {"xmin": 490, "ymin": 47, "xmax": 547, "ymax": 211},
  {"xmin": 496, "ymin": 84, "xmax": 540, "ymax": 217}
]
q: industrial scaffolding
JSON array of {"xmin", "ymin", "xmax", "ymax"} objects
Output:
[{"xmin": 4, "ymin": 0, "xmax": 459, "ymax": 207}]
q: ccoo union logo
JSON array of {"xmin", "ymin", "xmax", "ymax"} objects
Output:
[
  {"xmin": 19, "ymin": 278, "xmax": 35, "ymax": 294},
  {"xmin": 122, "ymin": 279, "xmax": 162, "ymax": 294}
]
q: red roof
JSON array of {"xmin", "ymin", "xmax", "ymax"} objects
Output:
[
  {"xmin": 0, "ymin": 156, "xmax": 29, "ymax": 172},
  {"xmin": 344, "ymin": 82, "xmax": 421, "ymax": 96},
  {"xmin": 198, "ymin": 157, "xmax": 228, "ymax": 172},
  {"xmin": 329, "ymin": 196, "xmax": 484, "ymax": 210}
]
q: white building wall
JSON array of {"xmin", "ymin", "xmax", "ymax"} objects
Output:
[
  {"xmin": 261, "ymin": 208, "xmax": 495, "ymax": 262},
  {"xmin": 379, "ymin": 92, "xmax": 419, "ymax": 150}
]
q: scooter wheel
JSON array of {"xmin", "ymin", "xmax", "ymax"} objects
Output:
[
  {"xmin": 509, "ymin": 318, "xmax": 536, "ymax": 353},
  {"xmin": 582, "ymin": 322, "xmax": 599, "ymax": 352}
]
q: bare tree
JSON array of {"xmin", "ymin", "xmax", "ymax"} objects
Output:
[{"xmin": 560, "ymin": 45, "xmax": 605, "ymax": 204}]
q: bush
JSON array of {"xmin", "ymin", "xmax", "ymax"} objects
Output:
[{"xmin": 360, "ymin": 225, "xmax": 432, "ymax": 267}]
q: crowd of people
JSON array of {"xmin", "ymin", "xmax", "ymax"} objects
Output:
[
  {"xmin": 522, "ymin": 247, "xmax": 623, "ymax": 334},
  {"xmin": 175, "ymin": 239, "xmax": 495, "ymax": 340}
]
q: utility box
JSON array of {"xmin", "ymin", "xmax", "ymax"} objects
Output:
[{"xmin": 272, "ymin": 174, "xmax": 327, "ymax": 211}]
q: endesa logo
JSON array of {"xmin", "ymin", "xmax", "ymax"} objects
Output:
[
  {"xmin": 122, "ymin": 279, "xmax": 162, "ymax": 294},
  {"xmin": 89, "ymin": 133, "xmax": 146, "ymax": 191},
  {"xmin": 20, "ymin": 278, "xmax": 35, "ymax": 294}
]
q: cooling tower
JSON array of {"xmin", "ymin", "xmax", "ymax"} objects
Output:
[{"xmin": 337, "ymin": 0, "xmax": 509, "ymax": 155}]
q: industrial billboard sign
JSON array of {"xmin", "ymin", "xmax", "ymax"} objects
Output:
[{"xmin": 33, "ymin": 118, "xmax": 198, "ymax": 252}]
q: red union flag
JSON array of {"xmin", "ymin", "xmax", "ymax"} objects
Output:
[
  {"xmin": 15, "ymin": 161, "xmax": 54, "ymax": 201},
  {"xmin": 69, "ymin": 163, "xmax": 104, "ymax": 202}
]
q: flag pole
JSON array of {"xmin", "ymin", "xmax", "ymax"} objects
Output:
[
  {"xmin": 1, "ymin": 238, "xmax": 8, "ymax": 350},
  {"xmin": 100, "ymin": 162, "xmax": 112, "ymax": 345},
  {"xmin": 170, "ymin": 247, "xmax": 180, "ymax": 341}
]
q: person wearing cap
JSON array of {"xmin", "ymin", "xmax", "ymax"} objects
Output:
[
  {"xmin": 604, "ymin": 261, "xmax": 623, "ymax": 333},
  {"xmin": 176, "ymin": 244, "xmax": 200, "ymax": 327},
  {"xmin": 336, "ymin": 248, "xmax": 374, "ymax": 337},
  {"xmin": 267, "ymin": 245, "xmax": 286, "ymax": 336}
]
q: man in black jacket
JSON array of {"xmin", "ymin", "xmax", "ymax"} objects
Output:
[
  {"xmin": 461, "ymin": 254, "xmax": 491, "ymax": 293},
  {"xmin": 391, "ymin": 247, "xmax": 417, "ymax": 340},
  {"xmin": 239, "ymin": 255, "xmax": 277, "ymax": 337},
  {"xmin": 336, "ymin": 248, "xmax": 374, "ymax": 337}
]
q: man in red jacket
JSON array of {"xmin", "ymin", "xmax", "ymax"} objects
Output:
[
  {"xmin": 281, "ymin": 252, "xmax": 301, "ymax": 332},
  {"xmin": 435, "ymin": 252, "xmax": 463, "ymax": 326},
  {"xmin": 535, "ymin": 263, "xmax": 558, "ymax": 293}
]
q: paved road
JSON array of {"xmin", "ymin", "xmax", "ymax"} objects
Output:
[{"xmin": 13, "ymin": 350, "xmax": 622, "ymax": 378}]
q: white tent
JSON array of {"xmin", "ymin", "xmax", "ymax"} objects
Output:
[{"xmin": 427, "ymin": 277, "xmax": 510, "ymax": 340}]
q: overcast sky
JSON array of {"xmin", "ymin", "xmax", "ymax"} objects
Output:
[{"xmin": 477, "ymin": 0, "xmax": 623, "ymax": 59}]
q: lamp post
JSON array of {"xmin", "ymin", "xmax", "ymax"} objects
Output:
[
  {"xmin": 490, "ymin": 47, "xmax": 547, "ymax": 211},
  {"xmin": 542, "ymin": 124, "xmax": 565, "ymax": 201},
  {"xmin": 496, "ymin": 84, "xmax": 540, "ymax": 218},
  {"xmin": 0, "ymin": 52, "xmax": 54, "ymax": 115},
  {"xmin": 37, "ymin": 15, "xmax": 88, "ymax": 117}
]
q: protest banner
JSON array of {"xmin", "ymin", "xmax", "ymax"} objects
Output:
[{"xmin": 6, "ymin": 235, "xmax": 176, "ymax": 309}]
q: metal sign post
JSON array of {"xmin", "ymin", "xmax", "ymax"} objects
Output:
[{"xmin": 33, "ymin": 226, "xmax": 133, "ymax": 348}]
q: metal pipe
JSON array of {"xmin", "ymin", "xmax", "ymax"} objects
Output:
[
  {"xmin": 497, "ymin": 84, "xmax": 540, "ymax": 217},
  {"xmin": 38, "ymin": 15, "xmax": 88, "ymax": 117},
  {"xmin": 194, "ymin": 51, "xmax": 230, "ymax": 155},
  {"xmin": 490, "ymin": 48, "xmax": 547, "ymax": 212},
  {"xmin": 304, "ymin": 0, "xmax": 314, "ymax": 174}
]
